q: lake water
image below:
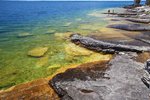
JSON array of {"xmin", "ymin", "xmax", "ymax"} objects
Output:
[{"xmin": 0, "ymin": 1, "xmax": 133, "ymax": 89}]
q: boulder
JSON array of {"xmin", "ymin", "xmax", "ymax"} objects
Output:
[{"xmin": 28, "ymin": 47, "xmax": 48, "ymax": 57}]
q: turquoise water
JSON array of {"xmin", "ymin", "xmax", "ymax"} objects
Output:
[{"xmin": 0, "ymin": 1, "xmax": 133, "ymax": 89}]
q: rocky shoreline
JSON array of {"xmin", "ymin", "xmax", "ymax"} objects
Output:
[{"xmin": 1, "ymin": 3, "xmax": 150, "ymax": 100}]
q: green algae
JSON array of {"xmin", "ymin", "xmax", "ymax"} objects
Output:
[{"xmin": 0, "ymin": 9, "xmax": 111, "ymax": 90}]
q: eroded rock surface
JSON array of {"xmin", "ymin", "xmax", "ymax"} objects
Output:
[
  {"xmin": 108, "ymin": 24, "xmax": 150, "ymax": 31},
  {"xmin": 70, "ymin": 34, "xmax": 150, "ymax": 53},
  {"xmin": 50, "ymin": 53, "xmax": 150, "ymax": 100}
]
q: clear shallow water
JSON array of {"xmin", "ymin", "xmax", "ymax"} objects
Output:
[{"xmin": 0, "ymin": 1, "xmax": 133, "ymax": 89}]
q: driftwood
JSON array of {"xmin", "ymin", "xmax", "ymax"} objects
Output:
[
  {"xmin": 126, "ymin": 18, "xmax": 150, "ymax": 24},
  {"xmin": 70, "ymin": 34, "xmax": 150, "ymax": 53},
  {"xmin": 108, "ymin": 24, "xmax": 150, "ymax": 31}
]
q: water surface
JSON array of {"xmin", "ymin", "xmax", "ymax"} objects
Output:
[{"xmin": 0, "ymin": 1, "xmax": 133, "ymax": 89}]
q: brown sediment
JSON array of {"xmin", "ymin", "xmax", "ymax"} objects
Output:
[
  {"xmin": 0, "ymin": 78, "xmax": 59, "ymax": 100},
  {"xmin": 0, "ymin": 58, "xmax": 111, "ymax": 99}
]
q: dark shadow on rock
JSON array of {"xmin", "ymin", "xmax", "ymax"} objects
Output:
[{"xmin": 49, "ymin": 61, "xmax": 109, "ymax": 99}]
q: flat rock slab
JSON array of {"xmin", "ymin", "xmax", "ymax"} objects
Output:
[
  {"xmin": 28, "ymin": 47, "xmax": 48, "ymax": 57},
  {"xmin": 126, "ymin": 18, "xmax": 150, "ymax": 24},
  {"xmin": 70, "ymin": 34, "xmax": 150, "ymax": 53},
  {"xmin": 50, "ymin": 53, "xmax": 150, "ymax": 100},
  {"xmin": 108, "ymin": 24, "xmax": 150, "ymax": 31}
]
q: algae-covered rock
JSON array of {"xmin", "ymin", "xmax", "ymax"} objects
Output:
[
  {"xmin": 17, "ymin": 32, "xmax": 33, "ymax": 38},
  {"xmin": 28, "ymin": 47, "xmax": 48, "ymax": 57},
  {"xmin": 36, "ymin": 55, "xmax": 49, "ymax": 67},
  {"xmin": 65, "ymin": 43, "xmax": 93, "ymax": 56},
  {"xmin": 54, "ymin": 32, "xmax": 73, "ymax": 40},
  {"xmin": 45, "ymin": 29, "xmax": 56, "ymax": 34},
  {"xmin": 83, "ymin": 53, "xmax": 112, "ymax": 62},
  {"xmin": 62, "ymin": 22, "xmax": 72, "ymax": 27}
]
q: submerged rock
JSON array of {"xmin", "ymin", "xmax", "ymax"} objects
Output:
[
  {"xmin": 45, "ymin": 29, "xmax": 56, "ymax": 34},
  {"xmin": 65, "ymin": 43, "xmax": 93, "ymax": 56},
  {"xmin": 62, "ymin": 22, "xmax": 72, "ymax": 27},
  {"xmin": 108, "ymin": 24, "xmax": 150, "ymax": 31},
  {"xmin": 28, "ymin": 47, "xmax": 48, "ymax": 57},
  {"xmin": 54, "ymin": 32, "xmax": 73, "ymax": 40},
  {"xmin": 17, "ymin": 32, "xmax": 33, "ymax": 38},
  {"xmin": 36, "ymin": 55, "xmax": 49, "ymax": 67},
  {"xmin": 0, "ymin": 38, "xmax": 9, "ymax": 42}
]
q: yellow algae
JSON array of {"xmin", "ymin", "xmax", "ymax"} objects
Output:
[
  {"xmin": 36, "ymin": 55, "xmax": 49, "ymax": 67},
  {"xmin": 79, "ymin": 24, "xmax": 101, "ymax": 31},
  {"xmin": 28, "ymin": 47, "xmax": 49, "ymax": 57},
  {"xmin": 54, "ymin": 32, "xmax": 73, "ymax": 40},
  {"xmin": 47, "ymin": 64, "xmax": 61, "ymax": 69},
  {"xmin": 65, "ymin": 43, "xmax": 93, "ymax": 56},
  {"xmin": 83, "ymin": 53, "xmax": 112, "ymax": 63}
]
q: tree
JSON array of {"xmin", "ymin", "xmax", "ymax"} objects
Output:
[
  {"xmin": 146, "ymin": 0, "xmax": 150, "ymax": 5},
  {"xmin": 134, "ymin": 0, "xmax": 141, "ymax": 6}
]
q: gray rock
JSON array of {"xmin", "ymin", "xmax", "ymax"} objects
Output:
[
  {"xmin": 50, "ymin": 53, "xmax": 150, "ymax": 100},
  {"xmin": 108, "ymin": 24, "xmax": 150, "ymax": 31},
  {"xmin": 70, "ymin": 34, "xmax": 150, "ymax": 53}
]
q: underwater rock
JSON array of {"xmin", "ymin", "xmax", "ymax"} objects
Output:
[
  {"xmin": 0, "ymin": 78, "xmax": 59, "ymax": 100},
  {"xmin": 54, "ymin": 32, "xmax": 73, "ymax": 40},
  {"xmin": 0, "ymin": 38, "xmax": 9, "ymax": 42},
  {"xmin": 36, "ymin": 55, "xmax": 49, "ymax": 67},
  {"xmin": 126, "ymin": 18, "xmax": 150, "ymax": 24},
  {"xmin": 65, "ymin": 43, "xmax": 93, "ymax": 56},
  {"xmin": 17, "ymin": 32, "xmax": 33, "ymax": 38},
  {"xmin": 108, "ymin": 24, "xmax": 150, "ymax": 31},
  {"xmin": 28, "ymin": 47, "xmax": 48, "ymax": 57},
  {"xmin": 62, "ymin": 22, "xmax": 72, "ymax": 27},
  {"xmin": 70, "ymin": 34, "xmax": 150, "ymax": 53},
  {"xmin": 45, "ymin": 29, "xmax": 56, "ymax": 34},
  {"xmin": 49, "ymin": 53, "xmax": 150, "ymax": 100}
]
